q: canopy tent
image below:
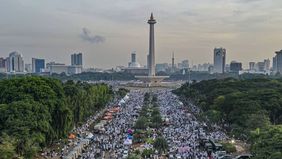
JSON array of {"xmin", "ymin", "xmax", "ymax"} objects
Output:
[{"xmin": 102, "ymin": 115, "xmax": 113, "ymax": 120}]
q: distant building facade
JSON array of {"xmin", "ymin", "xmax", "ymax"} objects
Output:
[
  {"xmin": 256, "ymin": 62, "xmax": 265, "ymax": 72},
  {"xmin": 156, "ymin": 63, "xmax": 169, "ymax": 73},
  {"xmin": 25, "ymin": 64, "xmax": 32, "ymax": 73},
  {"xmin": 8, "ymin": 51, "xmax": 24, "ymax": 72},
  {"xmin": 68, "ymin": 65, "xmax": 82, "ymax": 74},
  {"xmin": 46, "ymin": 62, "xmax": 68, "ymax": 74},
  {"xmin": 275, "ymin": 50, "xmax": 282, "ymax": 74},
  {"xmin": 249, "ymin": 62, "xmax": 255, "ymax": 71},
  {"xmin": 273, "ymin": 56, "xmax": 277, "ymax": 73},
  {"xmin": 71, "ymin": 53, "xmax": 83, "ymax": 66},
  {"xmin": 123, "ymin": 67, "xmax": 149, "ymax": 75},
  {"xmin": 230, "ymin": 61, "xmax": 242, "ymax": 73},
  {"xmin": 0, "ymin": 58, "xmax": 7, "ymax": 72},
  {"xmin": 128, "ymin": 52, "xmax": 141, "ymax": 68},
  {"xmin": 213, "ymin": 48, "xmax": 226, "ymax": 73},
  {"xmin": 264, "ymin": 59, "xmax": 270, "ymax": 71},
  {"xmin": 32, "ymin": 58, "xmax": 45, "ymax": 73}
]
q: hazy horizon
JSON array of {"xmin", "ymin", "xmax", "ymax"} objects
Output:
[{"xmin": 0, "ymin": 0, "xmax": 281, "ymax": 69}]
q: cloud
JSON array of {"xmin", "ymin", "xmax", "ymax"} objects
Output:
[{"xmin": 80, "ymin": 28, "xmax": 105, "ymax": 44}]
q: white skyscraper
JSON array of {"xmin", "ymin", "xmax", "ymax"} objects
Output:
[
  {"xmin": 213, "ymin": 48, "xmax": 226, "ymax": 73},
  {"xmin": 8, "ymin": 51, "xmax": 24, "ymax": 72}
]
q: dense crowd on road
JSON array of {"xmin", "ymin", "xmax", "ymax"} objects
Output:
[
  {"xmin": 81, "ymin": 90, "xmax": 144, "ymax": 159},
  {"xmin": 157, "ymin": 89, "xmax": 228, "ymax": 159},
  {"xmin": 64, "ymin": 88, "xmax": 230, "ymax": 159}
]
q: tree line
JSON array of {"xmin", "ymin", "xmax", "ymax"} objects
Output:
[
  {"xmin": 0, "ymin": 77, "xmax": 113, "ymax": 158},
  {"xmin": 173, "ymin": 78, "xmax": 282, "ymax": 158},
  {"xmin": 129, "ymin": 93, "xmax": 167, "ymax": 159}
]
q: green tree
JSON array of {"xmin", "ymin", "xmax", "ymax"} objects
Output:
[
  {"xmin": 134, "ymin": 117, "xmax": 148, "ymax": 130},
  {"xmin": 251, "ymin": 125, "xmax": 282, "ymax": 158},
  {"xmin": 141, "ymin": 149, "xmax": 154, "ymax": 158},
  {"xmin": 153, "ymin": 137, "xmax": 168, "ymax": 154},
  {"xmin": 0, "ymin": 77, "xmax": 113, "ymax": 158},
  {"xmin": 0, "ymin": 134, "xmax": 16, "ymax": 159},
  {"xmin": 151, "ymin": 114, "xmax": 162, "ymax": 128}
]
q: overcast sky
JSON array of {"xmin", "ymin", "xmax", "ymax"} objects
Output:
[{"xmin": 0, "ymin": 0, "xmax": 281, "ymax": 68}]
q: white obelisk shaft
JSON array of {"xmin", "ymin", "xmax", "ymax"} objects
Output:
[{"xmin": 148, "ymin": 13, "xmax": 156, "ymax": 76}]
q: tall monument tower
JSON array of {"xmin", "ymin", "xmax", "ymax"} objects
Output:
[
  {"xmin": 148, "ymin": 13, "xmax": 156, "ymax": 76},
  {"xmin": 135, "ymin": 13, "xmax": 168, "ymax": 87}
]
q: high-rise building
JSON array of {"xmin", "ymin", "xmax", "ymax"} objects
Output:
[
  {"xmin": 8, "ymin": 51, "xmax": 24, "ymax": 72},
  {"xmin": 213, "ymin": 48, "xmax": 226, "ymax": 73},
  {"xmin": 264, "ymin": 59, "xmax": 270, "ymax": 71},
  {"xmin": 128, "ymin": 52, "xmax": 141, "ymax": 68},
  {"xmin": 0, "ymin": 57, "xmax": 7, "ymax": 73},
  {"xmin": 0, "ymin": 58, "xmax": 6, "ymax": 68},
  {"xmin": 273, "ymin": 56, "xmax": 277, "ymax": 73},
  {"xmin": 71, "ymin": 53, "xmax": 83, "ymax": 66},
  {"xmin": 275, "ymin": 50, "xmax": 282, "ymax": 74},
  {"xmin": 230, "ymin": 61, "xmax": 242, "ymax": 73},
  {"xmin": 257, "ymin": 62, "xmax": 265, "ymax": 72},
  {"xmin": 32, "ymin": 58, "xmax": 45, "ymax": 73},
  {"xmin": 249, "ymin": 62, "xmax": 255, "ymax": 71},
  {"xmin": 5, "ymin": 57, "xmax": 9, "ymax": 72},
  {"xmin": 131, "ymin": 52, "xmax": 136, "ymax": 63}
]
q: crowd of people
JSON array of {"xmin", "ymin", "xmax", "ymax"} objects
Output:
[
  {"xmin": 157, "ymin": 89, "xmax": 228, "ymax": 159},
  {"xmin": 58, "ymin": 88, "xmax": 229, "ymax": 159},
  {"xmin": 81, "ymin": 90, "xmax": 144, "ymax": 159}
]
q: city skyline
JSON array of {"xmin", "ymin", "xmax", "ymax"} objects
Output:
[{"xmin": 0, "ymin": 0, "xmax": 282, "ymax": 68}]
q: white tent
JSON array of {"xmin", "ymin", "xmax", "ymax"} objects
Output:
[{"xmin": 86, "ymin": 133, "xmax": 94, "ymax": 139}]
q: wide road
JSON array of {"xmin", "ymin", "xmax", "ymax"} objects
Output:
[
  {"xmin": 80, "ymin": 88, "xmax": 230, "ymax": 159},
  {"xmin": 80, "ymin": 90, "xmax": 144, "ymax": 159}
]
